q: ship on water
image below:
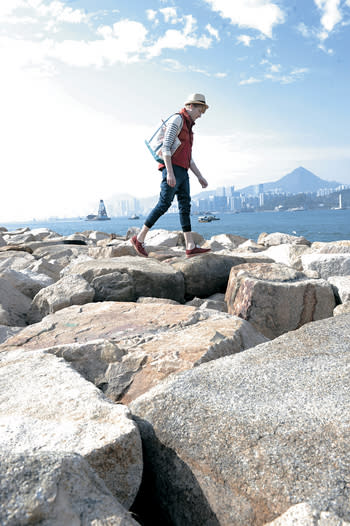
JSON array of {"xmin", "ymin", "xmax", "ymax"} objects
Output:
[{"xmin": 86, "ymin": 199, "xmax": 111, "ymax": 221}]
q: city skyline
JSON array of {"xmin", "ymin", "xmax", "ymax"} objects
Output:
[{"xmin": 1, "ymin": 0, "xmax": 350, "ymax": 221}]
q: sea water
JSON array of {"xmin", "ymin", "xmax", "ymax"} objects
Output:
[{"xmin": 2, "ymin": 209, "xmax": 350, "ymax": 243}]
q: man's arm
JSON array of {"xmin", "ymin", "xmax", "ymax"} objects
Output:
[
  {"xmin": 163, "ymin": 155, "xmax": 176, "ymax": 188},
  {"xmin": 162, "ymin": 114, "xmax": 182, "ymax": 188},
  {"xmin": 190, "ymin": 159, "xmax": 208, "ymax": 188}
]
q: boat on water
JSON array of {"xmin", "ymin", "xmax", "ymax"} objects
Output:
[
  {"xmin": 129, "ymin": 214, "xmax": 140, "ymax": 220},
  {"xmin": 198, "ymin": 214, "xmax": 220, "ymax": 223},
  {"xmin": 85, "ymin": 199, "xmax": 111, "ymax": 221}
]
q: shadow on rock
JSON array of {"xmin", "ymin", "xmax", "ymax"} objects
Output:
[{"xmin": 131, "ymin": 416, "xmax": 220, "ymax": 526}]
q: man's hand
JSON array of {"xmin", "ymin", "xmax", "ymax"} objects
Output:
[
  {"xmin": 197, "ymin": 174, "xmax": 208, "ymax": 188},
  {"xmin": 167, "ymin": 172, "xmax": 176, "ymax": 187}
]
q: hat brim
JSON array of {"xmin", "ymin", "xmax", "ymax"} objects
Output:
[{"xmin": 185, "ymin": 100, "xmax": 209, "ymax": 110}]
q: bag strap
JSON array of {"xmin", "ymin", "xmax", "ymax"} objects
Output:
[{"xmin": 149, "ymin": 112, "xmax": 183, "ymax": 142}]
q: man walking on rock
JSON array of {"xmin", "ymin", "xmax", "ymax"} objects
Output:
[{"xmin": 131, "ymin": 93, "xmax": 211, "ymax": 258}]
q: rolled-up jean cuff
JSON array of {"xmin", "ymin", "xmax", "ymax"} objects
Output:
[{"xmin": 182, "ymin": 225, "xmax": 191, "ymax": 232}]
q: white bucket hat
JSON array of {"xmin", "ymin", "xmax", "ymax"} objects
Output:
[{"xmin": 184, "ymin": 93, "xmax": 209, "ymax": 110}]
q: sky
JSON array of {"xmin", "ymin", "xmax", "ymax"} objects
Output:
[{"xmin": 1, "ymin": 0, "xmax": 350, "ymax": 221}]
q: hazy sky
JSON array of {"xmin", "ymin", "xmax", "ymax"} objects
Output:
[{"xmin": 1, "ymin": 0, "xmax": 350, "ymax": 220}]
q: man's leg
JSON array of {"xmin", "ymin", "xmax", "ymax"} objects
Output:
[{"xmin": 131, "ymin": 168, "xmax": 176, "ymax": 256}]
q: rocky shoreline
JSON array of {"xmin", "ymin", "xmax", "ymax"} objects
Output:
[{"xmin": 1, "ymin": 225, "xmax": 350, "ymax": 525}]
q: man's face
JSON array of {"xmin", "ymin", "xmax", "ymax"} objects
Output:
[{"xmin": 189, "ymin": 104, "xmax": 206, "ymax": 120}]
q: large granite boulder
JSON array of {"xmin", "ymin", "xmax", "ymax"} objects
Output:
[
  {"xmin": 88, "ymin": 230, "xmax": 110, "ymax": 242},
  {"xmin": 328, "ymin": 276, "xmax": 350, "ymax": 304},
  {"xmin": 263, "ymin": 244, "xmax": 311, "ymax": 270},
  {"xmin": 0, "ymin": 348, "xmax": 142, "ymax": 508},
  {"xmin": 258, "ymin": 232, "xmax": 311, "ymax": 247},
  {"xmin": 225, "ymin": 262, "xmax": 335, "ymax": 338},
  {"xmin": 0, "ymin": 234, "xmax": 5, "ymax": 247},
  {"xmin": 1, "ymin": 302, "xmax": 267, "ymax": 405},
  {"xmin": 32, "ymin": 244, "xmax": 90, "ymax": 267},
  {"xmin": 89, "ymin": 243, "xmax": 136, "ymax": 259},
  {"xmin": 142, "ymin": 229, "xmax": 185, "ymax": 247},
  {"xmin": 64, "ymin": 256, "xmax": 185, "ymax": 303},
  {"xmin": 3, "ymin": 232, "xmax": 36, "ymax": 244},
  {"xmin": 265, "ymin": 503, "xmax": 350, "ymax": 525},
  {"xmin": 27, "ymin": 257, "xmax": 62, "ymax": 281},
  {"xmin": 0, "ymin": 268, "xmax": 54, "ymax": 298},
  {"xmin": 0, "ymin": 325, "xmax": 22, "ymax": 344},
  {"xmin": 301, "ymin": 253, "xmax": 350, "ymax": 279},
  {"xmin": 203, "ymin": 234, "xmax": 248, "ymax": 251},
  {"xmin": 312, "ymin": 240, "xmax": 350, "ymax": 253},
  {"xmin": 334, "ymin": 302, "xmax": 350, "ymax": 316},
  {"xmin": 28, "ymin": 274, "xmax": 95, "ymax": 323},
  {"xmin": 0, "ymin": 251, "xmax": 36, "ymax": 272},
  {"xmin": 130, "ymin": 314, "xmax": 350, "ymax": 526},
  {"xmin": 170, "ymin": 253, "xmax": 246, "ymax": 298},
  {"xmin": 0, "ymin": 451, "xmax": 140, "ymax": 526},
  {"xmin": 0, "ymin": 277, "xmax": 31, "ymax": 326}
]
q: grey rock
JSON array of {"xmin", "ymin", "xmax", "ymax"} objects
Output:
[
  {"xmin": 93, "ymin": 271, "xmax": 135, "ymax": 301},
  {"xmin": 1, "ymin": 302, "xmax": 267, "ymax": 405},
  {"xmin": 28, "ymin": 274, "xmax": 95, "ymax": 323},
  {"xmin": 130, "ymin": 314, "xmax": 350, "ymax": 526},
  {"xmin": 65, "ymin": 256, "xmax": 185, "ymax": 303},
  {"xmin": 0, "ymin": 268, "xmax": 54, "ymax": 298},
  {"xmin": 0, "ymin": 277, "xmax": 31, "ymax": 326},
  {"xmin": 0, "ymin": 348, "xmax": 142, "ymax": 508},
  {"xmin": 263, "ymin": 244, "xmax": 311, "ymax": 270},
  {"xmin": 0, "ymin": 324, "xmax": 23, "ymax": 344},
  {"xmin": 334, "ymin": 302, "xmax": 350, "ymax": 316},
  {"xmin": 265, "ymin": 502, "xmax": 350, "ymax": 525},
  {"xmin": 170, "ymin": 253, "xmax": 246, "ymax": 298},
  {"xmin": 136, "ymin": 297, "xmax": 181, "ymax": 305},
  {"xmin": 0, "ymin": 451, "xmax": 140, "ymax": 526},
  {"xmin": 312, "ymin": 240, "xmax": 350, "ymax": 254},
  {"xmin": 301, "ymin": 253, "xmax": 350, "ymax": 279},
  {"xmin": 328, "ymin": 276, "xmax": 350, "ymax": 303},
  {"xmin": 27, "ymin": 258, "xmax": 62, "ymax": 281},
  {"xmin": 225, "ymin": 262, "xmax": 335, "ymax": 338},
  {"xmin": 258, "ymin": 232, "xmax": 311, "ymax": 247},
  {"xmin": 89, "ymin": 243, "xmax": 137, "ymax": 259},
  {"xmin": 3, "ymin": 233, "xmax": 36, "ymax": 244},
  {"xmin": 186, "ymin": 294, "xmax": 227, "ymax": 313},
  {"xmin": 0, "ymin": 252, "xmax": 36, "ymax": 273}
]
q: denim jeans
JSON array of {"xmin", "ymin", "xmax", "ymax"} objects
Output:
[{"xmin": 144, "ymin": 165, "xmax": 191, "ymax": 232}]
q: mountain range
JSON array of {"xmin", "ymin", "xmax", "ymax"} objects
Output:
[
  {"xmin": 193, "ymin": 167, "xmax": 342, "ymax": 199},
  {"xmin": 239, "ymin": 167, "xmax": 341, "ymax": 194}
]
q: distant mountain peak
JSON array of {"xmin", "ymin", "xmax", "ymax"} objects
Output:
[{"xmin": 238, "ymin": 166, "xmax": 341, "ymax": 195}]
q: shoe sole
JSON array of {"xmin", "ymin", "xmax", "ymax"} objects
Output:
[{"xmin": 131, "ymin": 238, "xmax": 148, "ymax": 258}]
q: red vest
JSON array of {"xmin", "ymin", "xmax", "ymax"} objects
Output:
[{"xmin": 158, "ymin": 108, "xmax": 194, "ymax": 171}]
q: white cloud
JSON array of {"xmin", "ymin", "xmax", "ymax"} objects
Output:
[
  {"xmin": 51, "ymin": 20, "xmax": 148, "ymax": 67},
  {"xmin": 148, "ymin": 16, "xmax": 213, "ymax": 57},
  {"xmin": 0, "ymin": 0, "xmax": 24, "ymax": 19},
  {"xmin": 314, "ymin": 0, "xmax": 342, "ymax": 34},
  {"xmin": 318, "ymin": 42, "xmax": 334, "ymax": 53},
  {"xmin": 159, "ymin": 7, "xmax": 178, "ymax": 23},
  {"xmin": 204, "ymin": 0, "xmax": 285, "ymax": 37},
  {"xmin": 297, "ymin": 22, "xmax": 313, "ymax": 38},
  {"xmin": 237, "ymin": 34, "xmax": 253, "ymax": 46},
  {"xmin": 269, "ymin": 63, "xmax": 281, "ymax": 72},
  {"xmin": 239, "ymin": 76, "xmax": 262, "ymax": 85},
  {"xmin": 162, "ymin": 58, "xmax": 225, "ymax": 78},
  {"xmin": 146, "ymin": 9, "xmax": 158, "ymax": 22},
  {"xmin": 206, "ymin": 23, "xmax": 220, "ymax": 40},
  {"xmin": 267, "ymin": 67, "xmax": 309, "ymax": 84}
]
